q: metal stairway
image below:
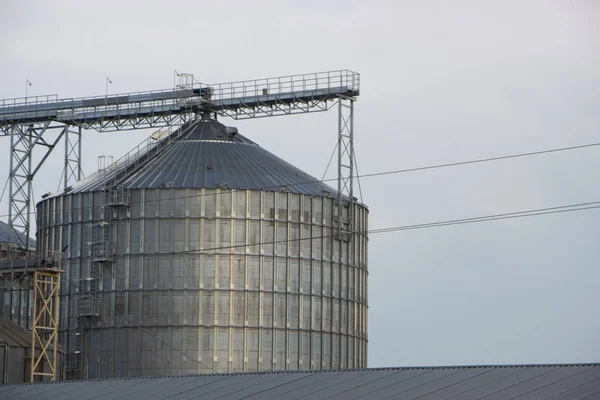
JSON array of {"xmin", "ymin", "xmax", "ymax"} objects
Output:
[{"xmin": 67, "ymin": 125, "xmax": 190, "ymax": 379}]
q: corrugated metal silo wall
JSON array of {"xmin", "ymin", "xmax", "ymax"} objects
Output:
[
  {"xmin": 0, "ymin": 280, "xmax": 33, "ymax": 331},
  {"xmin": 37, "ymin": 188, "xmax": 368, "ymax": 378},
  {"xmin": 0, "ymin": 345, "xmax": 27, "ymax": 384}
]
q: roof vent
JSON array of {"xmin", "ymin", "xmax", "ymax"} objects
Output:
[{"xmin": 225, "ymin": 127, "xmax": 238, "ymax": 137}]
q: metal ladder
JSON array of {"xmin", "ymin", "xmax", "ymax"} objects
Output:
[
  {"xmin": 69, "ymin": 123, "xmax": 187, "ymax": 379},
  {"xmin": 70, "ymin": 184, "xmax": 131, "ymax": 379}
]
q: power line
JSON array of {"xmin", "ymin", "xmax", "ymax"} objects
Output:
[
  {"xmin": 202, "ymin": 201, "xmax": 600, "ymax": 253},
  {"xmin": 76, "ymin": 200, "xmax": 600, "ymax": 257},
  {"xmin": 370, "ymin": 203, "xmax": 600, "ymax": 234},
  {"xmin": 353, "ymin": 148, "xmax": 364, "ymax": 204},
  {"xmin": 5, "ymin": 135, "xmax": 597, "ymax": 375},
  {"xmin": 0, "ymin": 177, "xmax": 8, "ymax": 206},
  {"xmin": 321, "ymin": 142, "xmax": 338, "ymax": 182},
  {"xmin": 347, "ymin": 141, "xmax": 600, "ymax": 181},
  {"xmin": 1, "ymin": 140, "xmax": 599, "ymax": 221}
]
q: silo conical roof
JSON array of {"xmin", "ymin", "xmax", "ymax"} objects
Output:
[{"xmin": 63, "ymin": 119, "xmax": 340, "ymax": 197}]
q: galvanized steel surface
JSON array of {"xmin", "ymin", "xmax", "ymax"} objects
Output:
[
  {"xmin": 2, "ymin": 364, "xmax": 600, "ymax": 399},
  {"xmin": 36, "ymin": 119, "xmax": 368, "ymax": 378},
  {"xmin": 0, "ymin": 276, "xmax": 34, "ymax": 331},
  {"xmin": 38, "ymin": 188, "xmax": 369, "ymax": 377}
]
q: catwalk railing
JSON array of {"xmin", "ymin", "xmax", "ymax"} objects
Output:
[{"xmin": 0, "ymin": 70, "xmax": 360, "ymax": 129}]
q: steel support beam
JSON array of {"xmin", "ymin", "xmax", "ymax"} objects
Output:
[
  {"xmin": 336, "ymin": 96, "xmax": 356, "ymax": 369},
  {"xmin": 64, "ymin": 125, "xmax": 82, "ymax": 189},
  {"xmin": 79, "ymin": 111, "xmax": 191, "ymax": 132},
  {"xmin": 31, "ymin": 269, "xmax": 60, "ymax": 382},
  {"xmin": 8, "ymin": 122, "xmax": 67, "ymax": 248},
  {"xmin": 337, "ymin": 97, "xmax": 355, "ymax": 238},
  {"xmin": 215, "ymin": 96, "xmax": 336, "ymax": 120}
]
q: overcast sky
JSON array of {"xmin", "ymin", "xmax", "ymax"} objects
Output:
[{"xmin": 1, "ymin": 0, "xmax": 599, "ymax": 368}]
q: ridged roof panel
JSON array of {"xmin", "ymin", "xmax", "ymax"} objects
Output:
[
  {"xmin": 2, "ymin": 364, "xmax": 600, "ymax": 399},
  {"xmin": 121, "ymin": 141, "xmax": 333, "ymax": 195},
  {"xmin": 60, "ymin": 120, "xmax": 339, "ymax": 198},
  {"xmin": 0, "ymin": 317, "xmax": 31, "ymax": 347},
  {"xmin": 0, "ymin": 220, "xmax": 36, "ymax": 247}
]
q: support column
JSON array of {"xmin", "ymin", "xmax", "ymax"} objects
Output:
[
  {"xmin": 9, "ymin": 124, "xmax": 36, "ymax": 250},
  {"xmin": 337, "ymin": 97, "xmax": 355, "ymax": 237},
  {"xmin": 337, "ymin": 97, "xmax": 356, "ymax": 369},
  {"xmin": 64, "ymin": 125, "xmax": 83, "ymax": 189},
  {"xmin": 8, "ymin": 122, "xmax": 67, "ymax": 248},
  {"xmin": 31, "ymin": 269, "xmax": 60, "ymax": 382}
]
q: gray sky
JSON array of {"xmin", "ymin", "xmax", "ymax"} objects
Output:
[{"xmin": 1, "ymin": 0, "xmax": 599, "ymax": 368}]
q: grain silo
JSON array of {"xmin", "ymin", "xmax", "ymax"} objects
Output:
[{"xmin": 36, "ymin": 118, "xmax": 368, "ymax": 379}]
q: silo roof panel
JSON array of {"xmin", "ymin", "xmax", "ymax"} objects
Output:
[
  {"xmin": 0, "ymin": 220, "xmax": 36, "ymax": 247},
  {"xmin": 58, "ymin": 120, "xmax": 341, "ymax": 198}
]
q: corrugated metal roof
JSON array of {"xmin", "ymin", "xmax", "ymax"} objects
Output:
[
  {"xmin": 0, "ymin": 317, "xmax": 31, "ymax": 348},
  {"xmin": 0, "ymin": 220, "xmax": 35, "ymax": 248},
  {"xmin": 62, "ymin": 120, "xmax": 340, "ymax": 197},
  {"xmin": 1, "ymin": 364, "xmax": 600, "ymax": 399}
]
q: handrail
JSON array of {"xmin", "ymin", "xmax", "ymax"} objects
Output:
[
  {"xmin": 209, "ymin": 69, "xmax": 359, "ymax": 102},
  {"xmin": 97, "ymin": 124, "xmax": 182, "ymax": 186},
  {"xmin": 0, "ymin": 70, "xmax": 360, "ymax": 123},
  {"xmin": 0, "ymin": 94, "xmax": 59, "ymax": 109}
]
